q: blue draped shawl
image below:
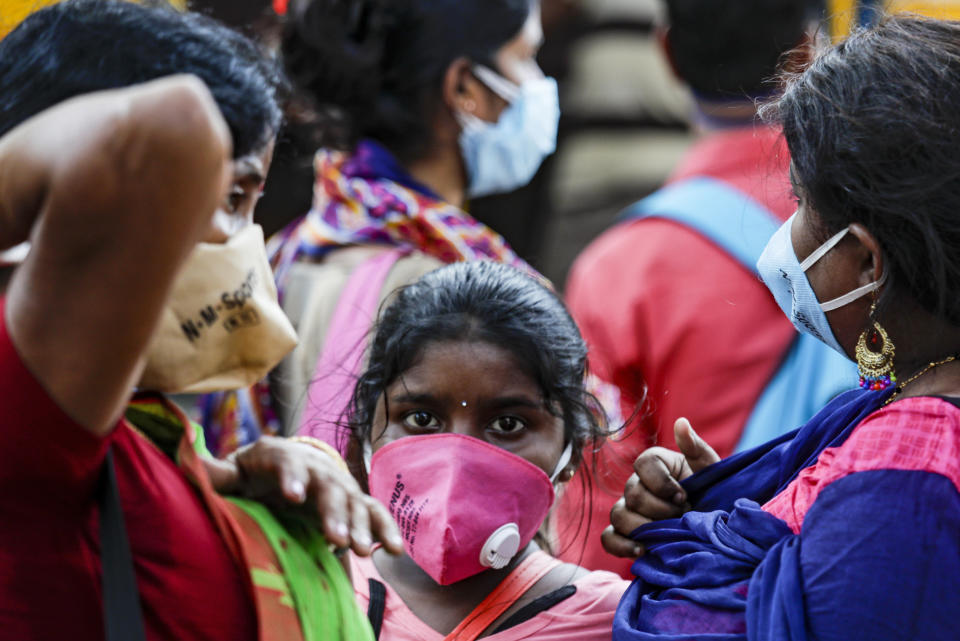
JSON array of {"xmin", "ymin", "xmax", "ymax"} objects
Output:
[{"xmin": 613, "ymin": 389, "xmax": 960, "ymax": 641}]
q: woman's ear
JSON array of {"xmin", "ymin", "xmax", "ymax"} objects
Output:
[
  {"xmin": 442, "ymin": 57, "xmax": 503, "ymax": 123},
  {"xmin": 847, "ymin": 223, "xmax": 885, "ymax": 286},
  {"xmin": 442, "ymin": 57, "xmax": 480, "ymax": 116}
]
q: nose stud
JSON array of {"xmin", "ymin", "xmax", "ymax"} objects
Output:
[{"xmin": 461, "ymin": 401, "xmax": 468, "ymax": 408}]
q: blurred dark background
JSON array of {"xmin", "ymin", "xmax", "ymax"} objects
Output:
[{"xmin": 193, "ymin": 0, "xmax": 831, "ymax": 288}]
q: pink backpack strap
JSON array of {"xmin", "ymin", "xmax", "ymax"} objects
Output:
[{"xmin": 296, "ymin": 248, "xmax": 408, "ymax": 452}]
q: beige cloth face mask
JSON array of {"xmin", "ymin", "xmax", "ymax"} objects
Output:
[{"xmin": 139, "ymin": 224, "xmax": 298, "ymax": 394}]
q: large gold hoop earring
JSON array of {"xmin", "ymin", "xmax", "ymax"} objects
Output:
[{"xmin": 856, "ymin": 302, "xmax": 896, "ymax": 391}]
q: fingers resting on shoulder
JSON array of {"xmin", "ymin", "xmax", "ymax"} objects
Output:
[{"xmin": 223, "ymin": 436, "xmax": 403, "ymax": 557}]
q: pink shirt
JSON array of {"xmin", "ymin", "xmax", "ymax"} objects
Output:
[
  {"xmin": 764, "ymin": 395, "xmax": 960, "ymax": 532},
  {"xmin": 349, "ymin": 553, "xmax": 627, "ymax": 641}
]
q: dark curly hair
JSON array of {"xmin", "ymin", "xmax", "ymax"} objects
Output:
[
  {"xmin": 345, "ymin": 261, "xmax": 606, "ymax": 482},
  {"xmin": 765, "ymin": 14, "xmax": 960, "ymax": 325},
  {"xmin": 281, "ymin": 0, "xmax": 532, "ymax": 162},
  {"xmin": 0, "ymin": 0, "xmax": 283, "ymax": 159}
]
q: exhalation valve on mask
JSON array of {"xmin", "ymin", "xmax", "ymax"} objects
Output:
[
  {"xmin": 367, "ymin": 434, "xmax": 571, "ymax": 584},
  {"xmin": 477, "ymin": 442, "xmax": 571, "ymax": 570},
  {"xmin": 480, "ymin": 523, "xmax": 521, "ymax": 569}
]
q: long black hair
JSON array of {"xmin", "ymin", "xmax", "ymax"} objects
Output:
[
  {"xmin": 282, "ymin": 0, "xmax": 533, "ymax": 162},
  {"xmin": 766, "ymin": 14, "xmax": 960, "ymax": 325},
  {"xmin": 348, "ymin": 261, "xmax": 606, "ymax": 473}
]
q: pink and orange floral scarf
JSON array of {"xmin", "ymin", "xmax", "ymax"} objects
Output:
[{"xmin": 202, "ymin": 140, "xmax": 537, "ymax": 455}]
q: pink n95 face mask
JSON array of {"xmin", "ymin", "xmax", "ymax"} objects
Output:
[{"xmin": 367, "ymin": 433, "xmax": 562, "ymax": 585}]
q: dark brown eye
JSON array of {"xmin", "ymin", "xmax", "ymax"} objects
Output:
[
  {"xmin": 225, "ymin": 187, "xmax": 250, "ymax": 214},
  {"xmin": 489, "ymin": 416, "xmax": 525, "ymax": 434},
  {"xmin": 402, "ymin": 411, "xmax": 439, "ymax": 430}
]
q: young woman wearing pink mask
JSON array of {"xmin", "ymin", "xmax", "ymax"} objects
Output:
[{"xmin": 342, "ymin": 261, "xmax": 627, "ymax": 640}]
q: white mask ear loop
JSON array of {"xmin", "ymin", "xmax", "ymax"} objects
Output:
[
  {"xmin": 363, "ymin": 440, "xmax": 373, "ymax": 475},
  {"xmin": 550, "ymin": 442, "xmax": 573, "ymax": 483},
  {"xmin": 797, "ymin": 224, "xmax": 889, "ymax": 313},
  {"xmin": 472, "ymin": 65, "xmax": 521, "ymax": 103},
  {"xmin": 799, "ymin": 227, "xmax": 849, "ymax": 271},
  {"xmin": 820, "ymin": 268, "xmax": 888, "ymax": 312},
  {"xmin": 0, "ymin": 241, "xmax": 30, "ymax": 265},
  {"xmin": 455, "ymin": 66, "xmax": 519, "ymax": 132}
]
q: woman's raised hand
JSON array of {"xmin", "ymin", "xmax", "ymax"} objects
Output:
[
  {"xmin": 601, "ymin": 418, "xmax": 720, "ymax": 557},
  {"xmin": 204, "ymin": 436, "xmax": 404, "ymax": 557}
]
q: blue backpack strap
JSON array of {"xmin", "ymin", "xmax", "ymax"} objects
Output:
[
  {"xmin": 620, "ymin": 176, "xmax": 780, "ymax": 275},
  {"xmin": 737, "ymin": 333, "xmax": 857, "ymax": 452},
  {"xmin": 621, "ymin": 176, "xmax": 856, "ymax": 451}
]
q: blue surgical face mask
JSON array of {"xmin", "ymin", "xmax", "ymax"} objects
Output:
[
  {"xmin": 457, "ymin": 65, "xmax": 560, "ymax": 198},
  {"xmin": 757, "ymin": 213, "xmax": 887, "ymax": 356}
]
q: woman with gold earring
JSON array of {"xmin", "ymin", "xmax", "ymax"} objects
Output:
[{"xmin": 605, "ymin": 14, "xmax": 960, "ymax": 641}]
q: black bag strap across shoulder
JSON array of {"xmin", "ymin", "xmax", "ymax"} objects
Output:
[{"xmin": 98, "ymin": 446, "xmax": 147, "ymax": 641}]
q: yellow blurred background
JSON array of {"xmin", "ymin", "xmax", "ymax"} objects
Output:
[
  {"xmin": 0, "ymin": 0, "xmax": 187, "ymax": 40},
  {"xmin": 828, "ymin": 0, "xmax": 960, "ymax": 37}
]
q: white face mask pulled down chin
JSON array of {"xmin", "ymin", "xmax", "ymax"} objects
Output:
[
  {"xmin": 138, "ymin": 224, "xmax": 297, "ymax": 394},
  {"xmin": 757, "ymin": 213, "xmax": 886, "ymax": 356}
]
